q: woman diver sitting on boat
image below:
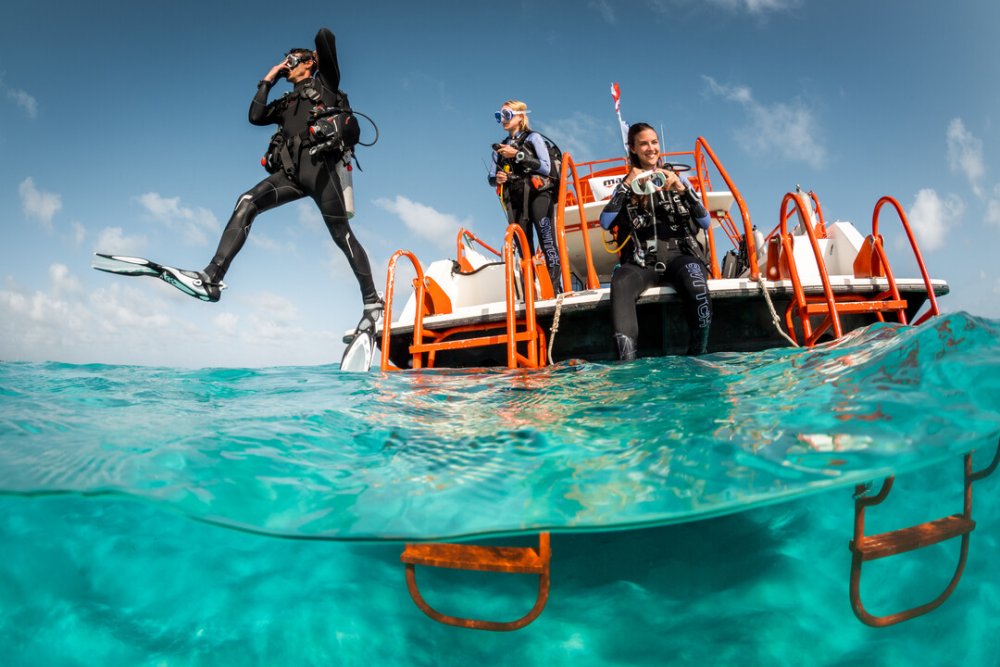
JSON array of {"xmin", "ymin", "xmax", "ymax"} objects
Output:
[
  {"xmin": 599, "ymin": 122, "xmax": 713, "ymax": 359},
  {"xmin": 488, "ymin": 100, "xmax": 562, "ymax": 294}
]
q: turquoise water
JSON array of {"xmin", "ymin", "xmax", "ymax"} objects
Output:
[{"xmin": 2, "ymin": 312, "xmax": 999, "ymax": 665}]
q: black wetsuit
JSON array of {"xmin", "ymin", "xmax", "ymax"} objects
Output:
[
  {"xmin": 205, "ymin": 28, "xmax": 378, "ymax": 306},
  {"xmin": 488, "ymin": 132, "xmax": 562, "ymax": 293},
  {"xmin": 600, "ymin": 174, "xmax": 713, "ymax": 356}
]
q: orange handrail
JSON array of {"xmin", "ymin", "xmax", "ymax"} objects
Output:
[
  {"xmin": 381, "ymin": 226, "xmax": 542, "ymax": 371},
  {"xmin": 694, "ymin": 137, "xmax": 757, "ymax": 279},
  {"xmin": 456, "ymin": 227, "xmax": 501, "ymax": 272},
  {"xmin": 380, "ymin": 250, "xmax": 427, "ymax": 371},
  {"xmin": 555, "ymin": 152, "xmax": 601, "ymax": 289},
  {"xmin": 779, "ymin": 190, "xmax": 843, "ymax": 342},
  {"xmin": 503, "ymin": 223, "xmax": 540, "ymax": 368},
  {"xmin": 872, "ymin": 196, "xmax": 940, "ymax": 325},
  {"xmin": 555, "ymin": 140, "xmax": 750, "ymax": 287}
]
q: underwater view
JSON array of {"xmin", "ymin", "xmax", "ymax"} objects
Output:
[{"xmin": 2, "ymin": 312, "xmax": 999, "ymax": 665}]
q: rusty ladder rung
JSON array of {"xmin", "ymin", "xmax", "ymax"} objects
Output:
[
  {"xmin": 401, "ymin": 543, "xmax": 546, "ymax": 574},
  {"xmin": 850, "ymin": 515, "xmax": 975, "ymax": 562}
]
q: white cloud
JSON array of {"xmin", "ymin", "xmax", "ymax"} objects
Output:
[
  {"xmin": 946, "ymin": 118, "xmax": 985, "ymax": 197},
  {"xmin": 649, "ymin": 0, "xmax": 799, "ymax": 15},
  {"xmin": 986, "ymin": 198, "xmax": 1000, "ymax": 228},
  {"xmin": 70, "ymin": 220, "xmax": 86, "ymax": 246},
  {"xmin": 589, "ymin": 0, "xmax": 616, "ymax": 23},
  {"xmin": 247, "ymin": 294, "xmax": 305, "ymax": 341},
  {"xmin": 0, "ymin": 268, "xmax": 175, "ymax": 364},
  {"xmin": 373, "ymin": 196, "xmax": 466, "ymax": 250},
  {"xmin": 7, "ymin": 88, "xmax": 38, "ymax": 119},
  {"xmin": 704, "ymin": 76, "xmax": 826, "ymax": 168},
  {"xmin": 708, "ymin": 0, "xmax": 799, "ymax": 12},
  {"xmin": 95, "ymin": 226, "xmax": 149, "ymax": 255},
  {"xmin": 136, "ymin": 192, "xmax": 219, "ymax": 246},
  {"xmin": 297, "ymin": 201, "xmax": 325, "ymax": 231},
  {"xmin": 907, "ymin": 188, "xmax": 964, "ymax": 251},
  {"xmin": 49, "ymin": 264, "xmax": 83, "ymax": 297},
  {"xmin": 18, "ymin": 177, "xmax": 62, "ymax": 231},
  {"xmin": 538, "ymin": 113, "xmax": 612, "ymax": 162},
  {"xmin": 213, "ymin": 311, "xmax": 240, "ymax": 335},
  {"xmin": 0, "ymin": 264, "xmax": 350, "ymax": 367},
  {"xmin": 249, "ymin": 230, "xmax": 295, "ymax": 254}
]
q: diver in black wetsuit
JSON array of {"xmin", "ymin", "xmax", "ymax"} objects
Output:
[
  {"xmin": 488, "ymin": 100, "xmax": 562, "ymax": 295},
  {"xmin": 196, "ymin": 27, "xmax": 381, "ymax": 333},
  {"xmin": 599, "ymin": 123, "xmax": 713, "ymax": 359}
]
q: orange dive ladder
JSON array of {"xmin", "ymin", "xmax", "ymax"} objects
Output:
[
  {"xmin": 770, "ymin": 190, "xmax": 940, "ymax": 346},
  {"xmin": 848, "ymin": 439, "xmax": 999, "ymax": 626},
  {"xmin": 400, "ymin": 533, "xmax": 551, "ymax": 631},
  {"xmin": 392, "ymin": 440, "xmax": 997, "ymax": 632},
  {"xmin": 380, "ymin": 225, "xmax": 552, "ymax": 628},
  {"xmin": 380, "ymin": 224, "xmax": 546, "ymax": 371}
]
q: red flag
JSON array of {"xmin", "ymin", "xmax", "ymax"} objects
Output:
[{"xmin": 611, "ymin": 82, "xmax": 628, "ymax": 155}]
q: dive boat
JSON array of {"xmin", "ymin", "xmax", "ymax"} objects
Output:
[
  {"xmin": 365, "ymin": 137, "xmax": 947, "ymax": 371},
  {"xmin": 349, "ymin": 139, "xmax": 991, "ymax": 634}
]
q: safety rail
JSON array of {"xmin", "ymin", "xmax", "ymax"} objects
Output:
[
  {"xmin": 456, "ymin": 227, "xmax": 502, "ymax": 273},
  {"xmin": 693, "ymin": 137, "xmax": 758, "ymax": 279},
  {"xmin": 871, "ymin": 196, "xmax": 941, "ymax": 326},
  {"xmin": 849, "ymin": 439, "xmax": 1000, "ymax": 626},
  {"xmin": 770, "ymin": 190, "xmax": 927, "ymax": 347},
  {"xmin": 554, "ymin": 137, "xmax": 755, "ymax": 286},
  {"xmin": 380, "ymin": 224, "xmax": 544, "ymax": 371},
  {"xmin": 400, "ymin": 532, "xmax": 551, "ymax": 631},
  {"xmin": 555, "ymin": 152, "xmax": 601, "ymax": 289}
]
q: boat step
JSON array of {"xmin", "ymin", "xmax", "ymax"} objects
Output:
[
  {"xmin": 401, "ymin": 542, "xmax": 546, "ymax": 574},
  {"xmin": 805, "ymin": 299, "xmax": 907, "ymax": 315},
  {"xmin": 850, "ymin": 515, "xmax": 975, "ymax": 562}
]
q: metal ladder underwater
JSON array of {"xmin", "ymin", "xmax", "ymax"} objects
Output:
[
  {"xmin": 400, "ymin": 533, "xmax": 551, "ymax": 631},
  {"xmin": 848, "ymin": 439, "xmax": 1000, "ymax": 626},
  {"xmin": 392, "ymin": 440, "xmax": 997, "ymax": 632},
  {"xmin": 381, "ymin": 223, "xmax": 552, "ymax": 629}
]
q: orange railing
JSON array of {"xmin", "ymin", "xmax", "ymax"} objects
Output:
[
  {"xmin": 555, "ymin": 152, "xmax": 601, "ymax": 289},
  {"xmin": 871, "ymin": 196, "xmax": 941, "ymax": 325},
  {"xmin": 693, "ymin": 137, "xmax": 758, "ymax": 279},
  {"xmin": 554, "ymin": 138, "xmax": 755, "ymax": 284},
  {"xmin": 777, "ymin": 190, "xmax": 847, "ymax": 343},
  {"xmin": 768, "ymin": 189, "xmax": 942, "ymax": 346},
  {"xmin": 380, "ymin": 224, "xmax": 544, "ymax": 371},
  {"xmin": 456, "ymin": 227, "xmax": 502, "ymax": 272}
]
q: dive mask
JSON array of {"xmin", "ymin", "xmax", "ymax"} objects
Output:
[
  {"xmin": 495, "ymin": 108, "xmax": 530, "ymax": 124},
  {"xmin": 284, "ymin": 52, "xmax": 314, "ymax": 69},
  {"xmin": 630, "ymin": 170, "xmax": 669, "ymax": 195}
]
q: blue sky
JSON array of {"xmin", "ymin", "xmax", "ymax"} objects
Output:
[{"xmin": 2, "ymin": 0, "xmax": 998, "ymax": 368}]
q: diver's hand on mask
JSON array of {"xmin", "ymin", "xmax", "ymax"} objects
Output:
[{"xmin": 265, "ymin": 62, "xmax": 289, "ymax": 82}]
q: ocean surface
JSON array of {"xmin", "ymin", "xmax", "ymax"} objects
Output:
[{"xmin": 1, "ymin": 312, "xmax": 999, "ymax": 665}]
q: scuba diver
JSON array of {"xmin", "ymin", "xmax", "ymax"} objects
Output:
[
  {"xmin": 192, "ymin": 27, "xmax": 381, "ymax": 335},
  {"xmin": 599, "ymin": 122, "xmax": 713, "ymax": 359},
  {"xmin": 487, "ymin": 100, "xmax": 562, "ymax": 294}
]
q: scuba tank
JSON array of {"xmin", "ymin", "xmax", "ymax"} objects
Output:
[{"xmin": 335, "ymin": 154, "xmax": 355, "ymax": 219}]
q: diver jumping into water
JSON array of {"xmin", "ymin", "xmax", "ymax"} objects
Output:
[{"xmin": 195, "ymin": 27, "xmax": 382, "ymax": 335}]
